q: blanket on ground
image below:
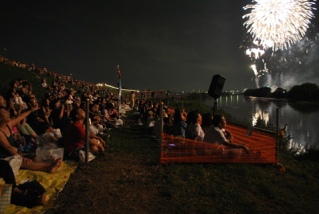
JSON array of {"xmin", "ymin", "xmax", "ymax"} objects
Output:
[{"xmin": 1, "ymin": 161, "xmax": 78, "ymax": 214}]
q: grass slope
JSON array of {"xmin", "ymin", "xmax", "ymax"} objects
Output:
[
  {"xmin": 1, "ymin": 62, "xmax": 318, "ymax": 213},
  {"xmin": 53, "ymin": 123, "xmax": 319, "ymax": 214}
]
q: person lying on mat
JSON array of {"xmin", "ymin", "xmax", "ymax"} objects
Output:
[{"xmin": 204, "ymin": 114, "xmax": 250, "ymax": 158}]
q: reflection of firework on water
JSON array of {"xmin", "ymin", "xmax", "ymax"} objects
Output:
[
  {"xmin": 243, "ymin": 0, "xmax": 316, "ymax": 50},
  {"xmin": 241, "ymin": 0, "xmax": 318, "ymax": 89}
]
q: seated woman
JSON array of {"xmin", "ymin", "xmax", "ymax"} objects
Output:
[
  {"xmin": 1, "ymin": 94, "xmax": 38, "ymax": 152},
  {"xmin": 185, "ymin": 111, "xmax": 205, "ymax": 141},
  {"xmin": 204, "ymin": 115, "xmax": 250, "ymax": 159},
  {"xmin": 0, "ymin": 107, "xmax": 62, "ymax": 173},
  {"xmin": 63, "ymin": 107, "xmax": 106, "ymax": 161},
  {"xmin": 49, "ymin": 98, "xmax": 68, "ymax": 134},
  {"xmin": 88, "ymin": 103, "xmax": 104, "ymax": 135}
]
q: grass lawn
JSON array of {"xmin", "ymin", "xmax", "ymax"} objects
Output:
[{"xmin": 53, "ymin": 120, "xmax": 319, "ymax": 214}]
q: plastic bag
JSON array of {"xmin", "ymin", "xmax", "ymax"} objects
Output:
[
  {"xmin": 79, "ymin": 150, "xmax": 95, "ymax": 163},
  {"xmin": 53, "ymin": 128, "xmax": 62, "ymax": 138},
  {"xmin": 3, "ymin": 155, "xmax": 22, "ymax": 176},
  {"xmin": 36, "ymin": 146, "xmax": 64, "ymax": 162}
]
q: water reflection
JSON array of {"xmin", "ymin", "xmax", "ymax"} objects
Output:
[{"xmin": 207, "ymin": 95, "xmax": 319, "ymax": 152}]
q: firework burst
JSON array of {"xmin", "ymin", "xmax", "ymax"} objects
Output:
[{"xmin": 243, "ymin": 0, "xmax": 317, "ymax": 50}]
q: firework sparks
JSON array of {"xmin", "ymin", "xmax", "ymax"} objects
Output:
[{"xmin": 243, "ymin": 0, "xmax": 316, "ymax": 50}]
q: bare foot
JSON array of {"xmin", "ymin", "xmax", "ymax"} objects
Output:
[{"xmin": 49, "ymin": 158, "xmax": 62, "ymax": 174}]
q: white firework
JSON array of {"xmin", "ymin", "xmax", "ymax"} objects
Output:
[{"xmin": 243, "ymin": 0, "xmax": 317, "ymax": 50}]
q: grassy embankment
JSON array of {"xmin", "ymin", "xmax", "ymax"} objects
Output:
[
  {"xmin": 1, "ymin": 63, "xmax": 319, "ymax": 213},
  {"xmin": 54, "ymin": 123, "xmax": 319, "ymax": 213}
]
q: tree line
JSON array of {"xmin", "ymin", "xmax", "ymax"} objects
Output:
[{"xmin": 243, "ymin": 83, "xmax": 319, "ymax": 101}]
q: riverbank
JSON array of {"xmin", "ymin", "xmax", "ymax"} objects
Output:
[{"xmin": 52, "ymin": 119, "xmax": 319, "ymax": 213}]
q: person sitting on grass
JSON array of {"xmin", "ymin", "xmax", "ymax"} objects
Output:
[
  {"xmin": 37, "ymin": 122, "xmax": 62, "ymax": 148},
  {"xmin": 88, "ymin": 102, "xmax": 104, "ymax": 135},
  {"xmin": 185, "ymin": 111, "xmax": 205, "ymax": 141},
  {"xmin": 63, "ymin": 107, "xmax": 106, "ymax": 161},
  {"xmin": 0, "ymin": 107, "xmax": 62, "ymax": 173},
  {"xmin": 204, "ymin": 114, "xmax": 250, "ymax": 158}
]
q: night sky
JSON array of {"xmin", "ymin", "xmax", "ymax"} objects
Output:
[{"xmin": 1, "ymin": 0, "xmax": 317, "ymax": 92}]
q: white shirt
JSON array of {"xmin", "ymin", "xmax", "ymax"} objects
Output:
[
  {"xmin": 187, "ymin": 123, "xmax": 205, "ymax": 141},
  {"xmin": 204, "ymin": 126, "xmax": 228, "ymax": 145}
]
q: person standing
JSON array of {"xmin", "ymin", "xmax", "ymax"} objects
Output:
[{"xmin": 129, "ymin": 91, "xmax": 136, "ymax": 109}]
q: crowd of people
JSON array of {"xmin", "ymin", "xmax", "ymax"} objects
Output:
[
  {"xmin": 0, "ymin": 77, "xmax": 128, "ymax": 163},
  {"xmin": 139, "ymin": 104, "xmax": 251, "ymax": 158},
  {"xmin": 0, "ymin": 55, "xmax": 251, "ymax": 208},
  {"xmin": 0, "ymin": 56, "xmax": 137, "ymax": 208}
]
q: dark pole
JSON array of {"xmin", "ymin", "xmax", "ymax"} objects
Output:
[
  {"xmin": 159, "ymin": 102, "xmax": 163, "ymax": 163},
  {"xmin": 85, "ymin": 99, "xmax": 90, "ymax": 163},
  {"xmin": 276, "ymin": 107, "xmax": 279, "ymax": 165}
]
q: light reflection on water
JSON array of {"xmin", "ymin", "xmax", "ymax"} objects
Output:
[{"xmin": 206, "ymin": 95, "xmax": 319, "ymax": 151}]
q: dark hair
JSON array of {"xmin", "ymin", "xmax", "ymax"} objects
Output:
[
  {"xmin": 211, "ymin": 115, "xmax": 224, "ymax": 127},
  {"xmin": 37, "ymin": 122, "xmax": 52, "ymax": 135},
  {"xmin": 9, "ymin": 80, "xmax": 18, "ymax": 88},
  {"xmin": 202, "ymin": 113, "xmax": 213, "ymax": 128},
  {"xmin": 173, "ymin": 109, "xmax": 182, "ymax": 122},
  {"xmin": 186, "ymin": 111, "xmax": 199, "ymax": 124},
  {"xmin": 70, "ymin": 107, "xmax": 82, "ymax": 121},
  {"xmin": 50, "ymin": 98, "xmax": 61, "ymax": 109},
  {"xmin": 40, "ymin": 98, "xmax": 50, "ymax": 107}
]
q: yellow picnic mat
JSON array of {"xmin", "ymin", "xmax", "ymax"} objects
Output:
[{"xmin": 2, "ymin": 161, "xmax": 78, "ymax": 214}]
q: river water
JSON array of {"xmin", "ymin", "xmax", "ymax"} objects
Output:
[{"xmin": 205, "ymin": 95, "xmax": 319, "ymax": 152}]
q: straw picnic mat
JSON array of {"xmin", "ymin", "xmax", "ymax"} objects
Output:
[{"xmin": 2, "ymin": 161, "xmax": 78, "ymax": 214}]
